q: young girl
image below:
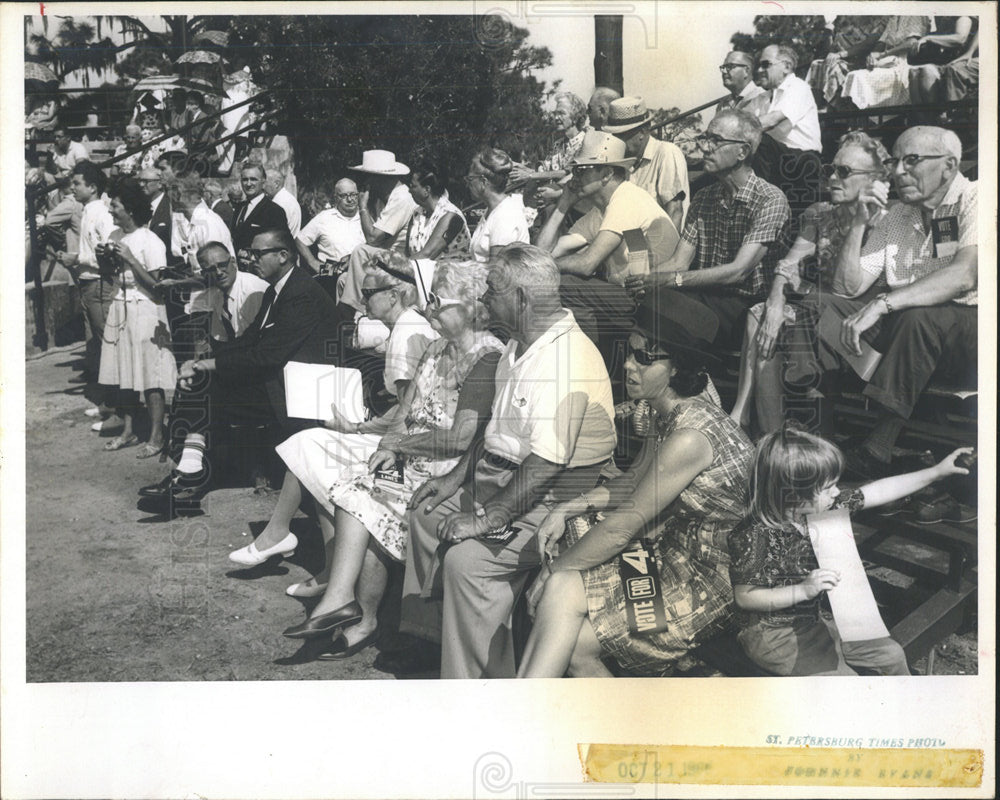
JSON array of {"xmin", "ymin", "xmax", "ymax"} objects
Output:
[{"xmin": 728, "ymin": 427, "xmax": 973, "ymax": 676}]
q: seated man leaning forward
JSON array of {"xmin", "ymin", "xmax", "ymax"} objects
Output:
[
  {"xmin": 390, "ymin": 244, "xmax": 617, "ymax": 679},
  {"xmin": 140, "ymin": 228, "xmax": 341, "ymax": 510},
  {"xmin": 627, "ymin": 109, "xmax": 791, "ymax": 349},
  {"xmin": 820, "ymin": 126, "xmax": 978, "ymax": 479},
  {"xmin": 536, "ymin": 130, "xmax": 679, "ymax": 351}
]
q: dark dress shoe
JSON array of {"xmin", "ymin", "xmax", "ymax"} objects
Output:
[
  {"xmin": 282, "ymin": 601, "xmax": 363, "ymax": 639},
  {"xmin": 317, "ymin": 629, "xmax": 379, "ymax": 660},
  {"xmin": 139, "ymin": 469, "xmax": 208, "ymax": 499},
  {"xmin": 373, "ymin": 644, "xmax": 441, "ymax": 675},
  {"xmin": 842, "ymin": 447, "xmax": 891, "ymax": 481}
]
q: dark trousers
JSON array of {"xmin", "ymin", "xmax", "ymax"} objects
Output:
[{"xmin": 752, "ymin": 137, "xmax": 823, "ymax": 231}]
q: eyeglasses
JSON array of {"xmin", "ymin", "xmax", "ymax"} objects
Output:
[
  {"xmin": 695, "ymin": 133, "xmax": 749, "ymax": 152},
  {"xmin": 200, "ymin": 259, "xmax": 232, "ymax": 274},
  {"xmin": 757, "ymin": 60, "xmax": 787, "ymax": 70},
  {"xmin": 628, "ymin": 344, "xmax": 671, "ymax": 366},
  {"xmin": 883, "ymin": 154, "xmax": 950, "ymax": 171},
  {"xmin": 822, "ymin": 164, "xmax": 883, "ymax": 180},
  {"xmin": 571, "ymin": 164, "xmax": 601, "ymax": 176},
  {"xmin": 425, "ymin": 291, "xmax": 464, "ymax": 313},
  {"xmin": 361, "ymin": 284, "xmax": 396, "ymax": 301},
  {"xmin": 464, "ymin": 173, "xmax": 486, "ymax": 184},
  {"xmin": 335, "ymin": 192, "xmax": 359, "ymax": 200},
  {"xmin": 718, "ymin": 63, "xmax": 749, "ymax": 72},
  {"xmin": 246, "ymin": 247, "xmax": 285, "ymax": 260}
]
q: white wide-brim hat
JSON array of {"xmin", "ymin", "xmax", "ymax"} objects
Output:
[
  {"xmin": 350, "ymin": 149, "xmax": 410, "ymax": 176},
  {"xmin": 569, "ymin": 130, "xmax": 636, "ymax": 169},
  {"xmin": 602, "ymin": 96, "xmax": 653, "ymax": 134}
]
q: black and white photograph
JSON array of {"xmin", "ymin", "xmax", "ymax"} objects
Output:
[{"xmin": 2, "ymin": 2, "xmax": 995, "ymax": 797}]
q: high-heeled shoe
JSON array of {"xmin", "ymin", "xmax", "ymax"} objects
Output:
[
  {"xmin": 228, "ymin": 532, "xmax": 298, "ymax": 566},
  {"xmin": 282, "ymin": 600, "xmax": 363, "ymax": 639},
  {"xmin": 286, "ymin": 579, "xmax": 329, "ymax": 598}
]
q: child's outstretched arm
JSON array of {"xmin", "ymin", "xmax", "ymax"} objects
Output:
[
  {"xmin": 859, "ymin": 447, "xmax": 974, "ymax": 509},
  {"xmin": 734, "ymin": 570, "xmax": 841, "ymax": 611}
]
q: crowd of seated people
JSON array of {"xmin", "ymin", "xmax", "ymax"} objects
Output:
[{"xmin": 38, "ymin": 31, "xmax": 979, "ymax": 678}]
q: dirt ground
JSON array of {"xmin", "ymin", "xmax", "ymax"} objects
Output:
[{"xmin": 22, "ymin": 342, "xmax": 978, "ymax": 681}]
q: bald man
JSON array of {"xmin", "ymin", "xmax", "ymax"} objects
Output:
[
  {"xmin": 587, "ymin": 86, "xmax": 621, "ymax": 131},
  {"xmin": 295, "ymin": 178, "xmax": 365, "ymax": 278},
  {"xmin": 111, "ymin": 124, "xmax": 145, "ymax": 176},
  {"xmin": 716, "ymin": 50, "xmax": 765, "ymax": 113},
  {"xmin": 816, "ymin": 126, "xmax": 978, "ymax": 479}
]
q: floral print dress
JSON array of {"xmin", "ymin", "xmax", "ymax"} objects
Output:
[{"xmin": 329, "ymin": 332, "xmax": 503, "ymax": 561}]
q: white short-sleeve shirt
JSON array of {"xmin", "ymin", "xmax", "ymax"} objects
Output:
[
  {"xmin": 754, "ymin": 73, "xmax": 822, "ymax": 153},
  {"xmin": 297, "ymin": 208, "xmax": 364, "ymax": 263},
  {"xmin": 470, "ymin": 193, "xmax": 530, "ymax": 263},
  {"xmin": 382, "ymin": 307, "xmax": 439, "ymax": 395},
  {"xmin": 484, "ymin": 310, "xmax": 616, "ymax": 467}
]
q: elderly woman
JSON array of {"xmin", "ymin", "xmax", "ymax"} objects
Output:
[
  {"xmin": 280, "ymin": 261, "xmax": 504, "ymax": 658},
  {"xmin": 97, "ymin": 178, "xmax": 178, "ymax": 457},
  {"xmin": 511, "ymin": 92, "xmax": 591, "ymax": 208},
  {"xmin": 405, "ymin": 160, "xmax": 471, "ymax": 261},
  {"xmin": 730, "ymin": 131, "xmax": 892, "ymax": 433},
  {"xmin": 517, "ymin": 304, "xmax": 754, "ymax": 678},
  {"xmin": 228, "ymin": 256, "xmax": 437, "ymax": 570},
  {"xmin": 466, "ymin": 147, "xmax": 531, "ymax": 263}
]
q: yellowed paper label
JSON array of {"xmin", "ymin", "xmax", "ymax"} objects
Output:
[{"xmin": 582, "ymin": 745, "xmax": 983, "ymax": 788}]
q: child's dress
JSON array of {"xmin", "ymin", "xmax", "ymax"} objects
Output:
[{"xmin": 728, "ymin": 488, "xmax": 908, "ymax": 675}]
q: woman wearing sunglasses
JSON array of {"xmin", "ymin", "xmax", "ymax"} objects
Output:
[
  {"xmin": 279, "ymin": 261, "xmax": 504, "ymax": 659},
  {"xmin": 517, "ymin": 303, "xmax": 753, "ymax": 677},
  {"xmin": 730, "ymin": 131, "xmax": 892, "ymax": 434}
]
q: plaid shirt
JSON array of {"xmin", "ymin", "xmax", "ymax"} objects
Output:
[{"xmin": 681, "ymin": 171, "xmax": 791, "ymax": 300}]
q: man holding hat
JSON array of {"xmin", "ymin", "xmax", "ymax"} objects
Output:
[
  {"xmin": 337, "ymin": 150, "xmax": 418, "ymax": 321},
  {"xmin": 604, "ymin": 96, "xmax": 690, "ymax": 233},
  {"xmin": 536, "ymin": 130, "xmax": 679, "ymax": 356}
]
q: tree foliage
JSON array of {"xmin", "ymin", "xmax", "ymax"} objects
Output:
[
  {"xmin": 227, "ymin": 15, "xmax": 558, "ymax": 198},
  {"xmin": 730, "ymin": 15, "xmax": 831, "ymax": 76},
  {"xmin": 26, "ymin": 18, "xmax": 118, "ymax": 86}
]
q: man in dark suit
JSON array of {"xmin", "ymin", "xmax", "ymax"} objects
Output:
[
  {"xmin": 140, "ymin": 227, "xmax": 343, "ymax": 507},
  {"xmin": 138, "ymin": 166, "xmax": 173, "ymax": 253},
  {"xmin": 231, "ymin": 163, "xmax": 289, "ymax": 253},
  {"xmin": 204, "ymin": 180, "xmax": 234, "ymax": 228}
]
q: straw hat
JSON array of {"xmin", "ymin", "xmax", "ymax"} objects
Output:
[
  {"xmin": 569, "ymin": 131, "xmax": 636, "ymax": 169},
  {"xmin": 603, "ymin": 96, "xmax": 653, "ymax": 134},
  {"xmin": 350, "ymin": 150, "xmax": 410, "ymax": 176}
]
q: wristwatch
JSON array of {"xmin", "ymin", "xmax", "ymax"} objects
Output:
[
  {"xmin": 876, "ymin": 292, "xmax": 894, "ymax": 314},
  {"xmin": 673, "ymin": 272, "xmax": 684, "ymax": 288}
]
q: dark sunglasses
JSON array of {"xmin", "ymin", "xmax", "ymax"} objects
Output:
[
  {"xmin": 628, "ymin": 344, "xmax": 671, "ymax": 366},
  {"xmin": 361, "ymin": 284, "xmax": 396, "ymax": 301},
  {"xmin": 822, "ymin": 163, "xmax": 882, "ymax": 180},
  {"xmin": 246, "ymin": 246, "xmax": 285, "ymax": 260}
]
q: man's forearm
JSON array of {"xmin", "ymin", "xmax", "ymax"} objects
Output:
[
  {"xmin": 480, "ymin": 454, "xmax": 564, "ymax": 526},
  {"xmin": 883, "ymin": 253, "xmax": 977, "ymax": 310}
]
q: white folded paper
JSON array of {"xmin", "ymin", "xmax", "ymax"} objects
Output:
[
  {"xmin": 283, "ymin": 361, "xmax": 366, "ymax": 423},
  {"xmin": 807, "ymin": 508, "xmax": 890, "ymax": 642}
]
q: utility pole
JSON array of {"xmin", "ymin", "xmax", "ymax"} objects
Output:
[{"xmin": 594, "ymin": 15, "xmax": 624, "ymax": 95}]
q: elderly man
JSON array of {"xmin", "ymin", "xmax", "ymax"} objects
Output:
[
  {"xmin": 295, "ymin": 177, "xmax": 365, "ymax": 277},
  {"xmin": 383, "ymin": 244, "xmax": 616, "ymax": 678},
  {"xmin": 136, "ymin": 166, "xmax": 173, "ymax": 253},
  {"xmin": 203, "ymin": 179, "xmax": 234, "ymax": 228},
  {"xmin": 587, "ymin": 86, "xmax": 622, "ymax": 131},
  {"xmin": 264, "ymin": 171, "xmax": 302, "ymax": 237},
  {"xmin": 536, "ymin": 130, "xmax": 678, "ymax": 353},
  {"xmin": 749, "ymin": 44, "xmax": 823, "ymax": 224},
  {"xmin": 817, "ymin": 127, "xmax": 977, "ymax": 479},
  {"xmin": 716, "ymin": 50, "xmax": 765, "ymax": 113},
  {"xmin": 111, "ymin": 124, "xmax": 145, "ymax": 177},
  {"xmin": 140, "ymin": 228, "xmax": 340, "ymax": 507},
  {"xmin": 605, "ymin": 96, "xmax": 689, "ymax": 232},
  {"xmin": 627, "ymin": 110, "xmax": 791, "ymax": 348},
  {"xmin": 336, "ymin": 150, "xmax": 417, "ymax": 321},
  {"xmin": 231, "ymin": 164, "xmax": 289, "ymax": 253}
]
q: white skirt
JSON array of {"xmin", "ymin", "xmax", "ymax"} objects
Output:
[
  {"xmin": 275, "ymin": 427, "xmax": 382, "ymax": 518},
  {"xmin": 98, "ymin": 297, "xmax": 177, "ymax": 393}
]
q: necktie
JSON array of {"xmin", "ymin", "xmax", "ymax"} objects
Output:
[
  {"xmin": 235, "ymin": 202, "xmax": 248, "ymax": 228},
  {"xmin": 256, "ymin": 285, "xmax": 277, "ymax": 332},
  {"xmin": 220, "ymin": 301, "xmax": 237, "ymax": 341}
]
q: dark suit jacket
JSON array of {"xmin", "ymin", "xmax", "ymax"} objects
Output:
[
  {"xmin": 149, "ymin": 193, "xmax": 173, "ymax": 253},
  {"xmin": 212, "ymin": 266, "xmax": 340, "ymax": 421},
  {"xmin": 210, "ymin": 198, "xmax": 234, "ymax": 228},
  {"xmin": 232, "ymin": 195, "xmax": 288, "ymax": 251}
]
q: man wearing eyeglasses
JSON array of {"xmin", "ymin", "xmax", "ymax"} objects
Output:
[
  {"xmin": 748, "ymin": 44, "xmax": 823, "ymax": 226},
  {"xmin": 823, "ymin": 127, "xmax": 977, "ymax": 479},
  {"xmin": 716, "ymin": 51, "xmax": 764, "ymax": 114},
  {"xmin": 140, "ymin": 228, "xmax": 340, "ymax": 507},
  {"xmin": 625, "ymin": 110, "xmax": 791, "ymax": 349},
  {"xmin": 295, "ymin": 178, "xmax": 365, "ymax": 277}
]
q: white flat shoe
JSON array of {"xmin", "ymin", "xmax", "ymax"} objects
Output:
[
  {"xmin": 228, "ymin": 532, "xmax": 298, "ymax": 566},
  {"xmin": 286, "ymin": 579, "xmax": 329, "ymax": 598},
  {"xmin": 84, "ymin": 407, "xmax": 103, "ymax": 418},
  {"xmin": 91, "ymin": 418, "xmax": 122, "ymax": 432}
]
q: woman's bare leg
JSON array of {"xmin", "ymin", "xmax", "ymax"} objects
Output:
[
  {"xmin": 730, "ymin": 312, "xmax": 761, "ymax": 428},
  {"xmin": 254, "ymin": 469, "xmax": 303, "ymax": 550},
  {"xmin": 518, "ymin": 570, "xmax": 589, "ymax": 678},
  {"xmin": 145, "ymin": 389, "xmax": 166, "ymax": 448}
]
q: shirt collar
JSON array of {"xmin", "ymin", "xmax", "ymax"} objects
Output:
[
  {"xmin": 271, "ymin": 267, "xmax": 293, "ymax": 297},
  {"xmin": 245, "ymin": 192, "xmax": 265, "ymax": 212},
  {"xmin": 510, "ymin": 310, "xmax": 577, "ymax": 364},
  {"xmin": 937, "ymin": 172, "xmax": 970, "ymax": 209}
]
